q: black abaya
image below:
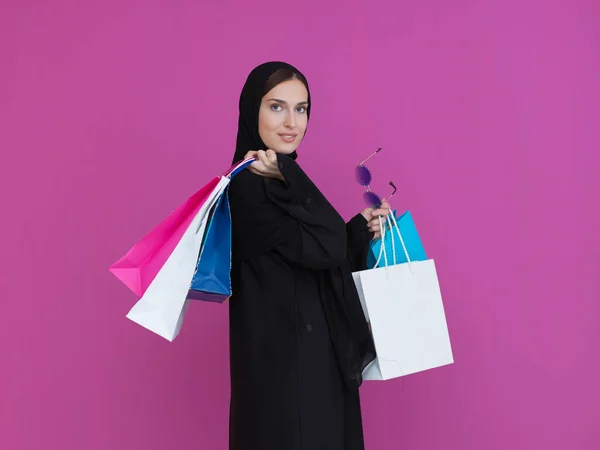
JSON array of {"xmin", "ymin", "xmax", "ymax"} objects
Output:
[{"xmin": 228, "ymin": 156, "xmax": 375, "ymax": 450}]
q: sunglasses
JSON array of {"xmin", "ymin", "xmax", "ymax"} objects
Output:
[{"xmin": 355, "ymin": 147, "xmax": 396, "ymax": 208}]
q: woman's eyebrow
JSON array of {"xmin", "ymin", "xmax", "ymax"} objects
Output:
[{"xmin": 266, "ymin": 98, "xmax": 309, "ymax": 106}]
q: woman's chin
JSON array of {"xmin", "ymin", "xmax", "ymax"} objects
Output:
[{"xmin": 271, "ymin": 146, "xmax": 298, "ymax": 155}]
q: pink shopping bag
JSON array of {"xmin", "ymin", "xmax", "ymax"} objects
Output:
[{"xmin": 109, "ymin": 158, "xmax": 253, "ymax": 297}]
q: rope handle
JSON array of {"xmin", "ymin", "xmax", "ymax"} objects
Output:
[{"xmin": 373, "ymin": 211, "xmax": 413, "ymax": 271}]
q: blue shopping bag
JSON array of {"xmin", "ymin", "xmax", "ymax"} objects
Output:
[
  {"xmin": 186, "ymin": 157, "xmax": 255, "ymax": 303},
  {"xmin": 367, "ymin": 210, "xmax": 427, "ymax": 268},
  {"xmin": 187, "ymin": 187, "xmax": 233, "ymax": 303}
]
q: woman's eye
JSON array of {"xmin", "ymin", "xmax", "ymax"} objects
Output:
[
  {"xmin": 296, "ymin": 107, "xmax": 306, "ymax": 113},
  {"xmin": 271, "ymin": 104, "xmax": 283, "ymax": 112}
]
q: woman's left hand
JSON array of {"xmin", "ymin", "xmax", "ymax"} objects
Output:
[{"xmin": 360, "ymin": 200, "xmax": 391, "ymax": 239}]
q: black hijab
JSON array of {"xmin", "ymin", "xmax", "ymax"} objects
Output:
[{"xmin": 232, "ymin": 61, "xmax": 311, "ymax": 164}]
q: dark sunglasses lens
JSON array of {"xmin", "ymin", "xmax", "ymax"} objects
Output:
[
  {"xmin": 355, "ymin": 166, "xmax": 372, "ymax": 186},
  {"xmin": 363, "ymin": 191, "xmax": 382, "ymax": 208}
]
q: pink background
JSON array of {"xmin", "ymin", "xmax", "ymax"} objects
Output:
[{"xmin": 1, "ymin": 1, "xmax": 599, "ymax": 449}]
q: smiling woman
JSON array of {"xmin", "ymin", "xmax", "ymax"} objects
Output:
[
  {"xmin": 225, "ymin": 61, "xmax": 389, "ymax": 450},
  {"xmin": 258, "ymin": 76, "xmax": 309, "ymax": 151}
]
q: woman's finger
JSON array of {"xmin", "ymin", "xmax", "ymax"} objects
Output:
[
  {"xmin": 257, "ymin": 150, "xmax": 270, "ymax": 167},
  {"xmin": 370, "ymin": 216, "xmax": 386, "ymax": 226},
  {"xmin": 372, "ymin": 207, "xmax": 390, "ymax": 217},
  {"xmin": 244, "ymin": 150, "xmax": 258, "ymax": 160},
  {"xmin": 266, "ymin": 149, "xmax": 278, "ymax": 163},
  {"xmin": 374, "ymin": 201, "xmax": 391, "ymax": 216},
  {"xmin": 249, "ymin": 161, "xmax": 266, "ymax": 174}
]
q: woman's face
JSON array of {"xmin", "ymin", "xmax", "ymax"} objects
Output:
[{"xmin": 258, "ymin": 78, "xmax": 309, "ymax": 154}]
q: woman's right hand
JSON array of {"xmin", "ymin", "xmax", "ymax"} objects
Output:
[{"xmin": 244, "ymin": 149, "xmax": 285, "ymax": 181}]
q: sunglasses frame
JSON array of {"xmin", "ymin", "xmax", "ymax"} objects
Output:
[{"xmin": 355, "ymin": 147, "xmax": 396, "ymax": 208}]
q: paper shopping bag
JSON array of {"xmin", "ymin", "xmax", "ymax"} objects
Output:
[
  {"xmin": 352, "ymin": 212, "xmax": 453, "ymax": 380},
  {"xmin": 109, "ymin": 158, "xmax": 255, "ymax": 297},
  {"xmin": 187, "ymin": 187, "xmax": 233, "ymax": 303},
  {"xmin": 367, "ymin": 210, "xmax": 427, "ymax": 269},
  {"xmin": 125, "ymin": 176, "xmax": 230, "ymax": 341},
  {"xmin": 123, "ymin": 157, "xmax": 255, "ymax": 340},
  {"xmin": 109, "ymin": 177, "xmax": 221, "ymax": 297},
  {"xmin": 187, "ymin": 157, "xmax": 256, "ymax": 303}
]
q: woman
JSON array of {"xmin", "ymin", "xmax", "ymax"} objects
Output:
[{"xmin": 228, "ymin": 61, "xmax": 390, "ymax": 450}]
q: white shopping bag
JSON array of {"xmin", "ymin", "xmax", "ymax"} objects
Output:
[
  {"xmin": 125, "ymin": 176, "xmax": 230, "ymax": 341},
  {"xmin": 352, "ymin": 213, "xmax": 453, "ymax": 380}
]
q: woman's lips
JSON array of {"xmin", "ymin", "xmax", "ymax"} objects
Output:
[{"xmin": 278, "ymin": 134, "xmax": 297, "ymax": 143}]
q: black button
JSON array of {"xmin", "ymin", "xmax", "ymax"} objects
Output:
[
  {"xmin": 279, "ymin": 162, "xmax": 284, "ymax": 169},
  {"xmin": 306, "ymin": 324, "xmax": 312, "ymax": 332},
  {"xmin": 304, "ymin": 197, "xmax": 312, "ymax": 204}
]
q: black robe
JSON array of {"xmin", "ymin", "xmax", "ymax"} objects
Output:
[{"xmin": 228, "ymin": 154, "xmax": 374, "ymax": 450}]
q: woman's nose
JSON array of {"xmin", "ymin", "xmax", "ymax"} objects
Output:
[{"xmin": 283, "ymin": 110, "xmax": 297, "ymax": 128}]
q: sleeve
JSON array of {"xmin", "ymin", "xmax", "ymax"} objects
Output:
[
  {"xmin": 261, "ymin": 154, "xmax": 348, "ymax": 271},
  {"xmin": 345, "ymin": 213, "xmax": 374, "ymax": 272}
]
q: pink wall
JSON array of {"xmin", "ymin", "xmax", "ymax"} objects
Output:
[{"xmin": 1, "ymin": 1, "xmax": 598, "ymax": 449}]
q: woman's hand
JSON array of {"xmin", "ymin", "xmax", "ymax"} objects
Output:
[
  {"xmin": 244, "ymin": 149, "xmax": 285, "ymax": 181},
  {"xmin": 360, "ymin": 200, "xmax": 391, "ymax": 239}
]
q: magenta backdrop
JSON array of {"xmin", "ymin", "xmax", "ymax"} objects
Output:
[{"xmin": 1, "ymin": 1, "xmax": 599, "ymax": 449}]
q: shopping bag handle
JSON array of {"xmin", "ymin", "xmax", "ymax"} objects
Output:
[
  {"xmin": 373, "ymin": 211, "xmax": 412, "ymax": 269},
  {"xmin": 225, "ymin": 157, "xmax": 256, "ymax": 179}
]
